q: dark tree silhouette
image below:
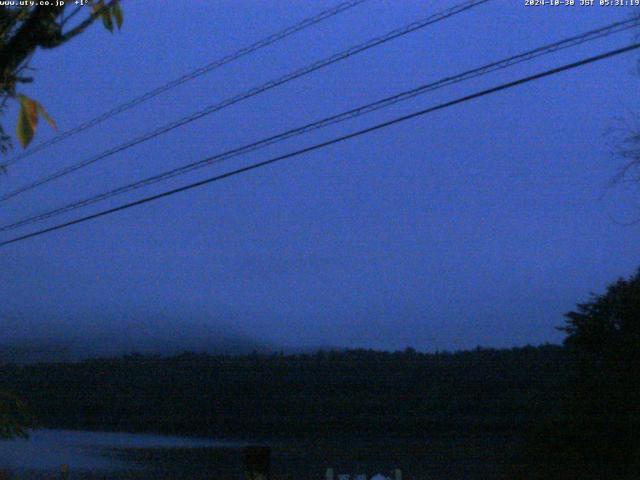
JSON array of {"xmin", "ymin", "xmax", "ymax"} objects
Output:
[
  {"xmin": 558, "ymin": 269, "xmax": 640, "ymax": 476},
  {"xmin": 561, "ymin": 269, "xmax": 640, "ymax": 356}
]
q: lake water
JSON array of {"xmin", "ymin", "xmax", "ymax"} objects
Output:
[
  {"xmin": 0, "ymin": 429, "xmax": 243, "ymax": 473},
  {"xmin": 1, "ymin": 431, "xmax": 518, "ymax": 479}
]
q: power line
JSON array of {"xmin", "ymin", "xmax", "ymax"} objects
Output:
[
  {"xmin": 2, "ymin": 42, "xmax": 638, "ymax": 249},
  {"xmin": 0, "ymin": 0, "xmax": 370, "ymax": 169},
  {"xmin": 0, "ymin": 0, "xmax": 490, "ymax": 202},
  {"xmin": 1, "ymin": 18, "xmax": 637, "ymax": 234}
]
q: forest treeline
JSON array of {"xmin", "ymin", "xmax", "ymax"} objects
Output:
[{"xmin": 0, "ymin": 344, "xmax": 568, "ymax": 439}]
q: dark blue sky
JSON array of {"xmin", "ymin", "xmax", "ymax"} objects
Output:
[{"xmin": 1, "ymin": 0, "xmax": 639, "ymax": 353}]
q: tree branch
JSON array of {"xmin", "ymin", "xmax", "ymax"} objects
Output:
[
  {"xmin": 0, "ymin": 2, "xmax": 115, "ymax": 77},
  {"xmin": 43, "ymin": 1, "xmax": 116, "ymax": 49},
  {"xmin": 60, "ymin": 5, "xmax": 83, "ymax": 29},
  {"xmin": 0, "ymin": 6, "xmax": 64, "ymax": 79}
]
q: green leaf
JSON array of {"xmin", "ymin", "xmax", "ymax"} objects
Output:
[
  {"xmin": 18, "ymin": 95, "xmax": 38, "ymax": 126},
  {"xmin": 112, "ymin": 1, "xmax": 123, "ymax": 29},
  {"xmin": 15, "ymin": 95, "xmax": 56, "ymax": 148},
  {"xmin": 92, "ymin": 1, "xmax": 113, "ymax": 32},
  {"xmin": 36, "ymin": 101, "xmax": 57, "ymax": 130},
  {"xmin": 101, "ymin": 9, "xmax": 114, "ymax": 32},
  {"xmin": 16, "ymin": 95, "xmax": 37, "ymax": 148}
]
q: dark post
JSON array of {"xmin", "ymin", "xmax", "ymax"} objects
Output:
[{"xmin": 243, "ymin": 446, "xmax": 271, "ymax": 480}]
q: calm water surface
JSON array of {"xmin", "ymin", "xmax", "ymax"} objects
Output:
[{"xmin": 0, "ymin": 429, "xmax": 243, "ymax": 472}]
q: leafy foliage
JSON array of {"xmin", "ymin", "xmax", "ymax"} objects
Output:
[
  {"xmin": 92, "ymin": 0, "xmax": 123, "ymax": 33},
  {"xmin": 0, "ymin": 0, "xmax": 123, "ymax": 441},
  {"xmin": 516, "ymin": 270, "xmax": 640, "ymax": 479},
  {"xmin": 0, "ymin": 345, "xmax": 567, "ymax": 439},
  {"xmin": 16, "ymin": 93, "xmax": 56, "ymax": 147},
  {"xmin": 559, "ymin": 270, "xmax": 640, "ymax": 471},
  {"xmin": 560, "ymin": 269, "xmax": 640, "ymax": 357},
  {"xmin": 0, "ymin": 1, "xmax": 123, "ymax": 150}
]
